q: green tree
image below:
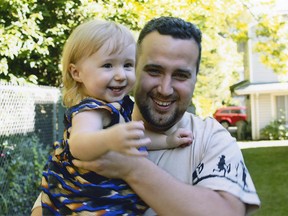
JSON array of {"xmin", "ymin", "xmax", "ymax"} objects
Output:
[
  {"xmin": 0, "ymin": 0, "xmax": 285, "ymax": 116},
  {"xmin": 0, "ymin": 0, "xmax": 82, "ymax": 85},
  {"xmin": 254, "ymin": 13, "xmax": 288, "ymax": 76}
]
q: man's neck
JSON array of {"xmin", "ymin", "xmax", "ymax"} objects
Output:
[{"xmin": 132, "ymin": 105, "xmax": 159, "ymax": 131}]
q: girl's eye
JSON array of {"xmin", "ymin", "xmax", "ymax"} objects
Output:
[
  {"xmin": 124, "ymin": 63, "xmax": 134, "ymax": 68},
  {"xmin": 103, "ymin": 63, "xmax": 112, "ymax": 68}
]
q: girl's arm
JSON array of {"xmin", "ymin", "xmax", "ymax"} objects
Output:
[
  {"xmin": 145, "ymin": 128, "xmax": 193, "ymax": 150},
  {"xmin": 69, "ymin": 110, "xmax": 150, "ymax": 161}
]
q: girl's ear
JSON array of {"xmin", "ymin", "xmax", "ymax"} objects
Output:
[{"xmin": 69, "ymin": 64, "xmax": 82, "ymax": 82}]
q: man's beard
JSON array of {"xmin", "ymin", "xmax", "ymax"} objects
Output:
[{"xmin": 138, "ymin": 102, "xmax": 183, "ymax": 131}]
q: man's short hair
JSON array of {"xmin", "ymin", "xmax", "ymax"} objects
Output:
[{"xmin": 137, "ymin": 16, "xmax": 202, "ymax": 74}]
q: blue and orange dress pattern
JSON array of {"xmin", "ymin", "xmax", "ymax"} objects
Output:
[{"xmin": 41, "ymin": 96, "xmax": 147, "ymax": 215}]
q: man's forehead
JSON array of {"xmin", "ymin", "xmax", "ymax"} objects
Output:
[
  {"xmin": 140, "ymin": 31, "xmax": 198, "ymax": 47},
  {"xmin": 139, "ymin": 33, "xmax": 198, "ymax": 57}
]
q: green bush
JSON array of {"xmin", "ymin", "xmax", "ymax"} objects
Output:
[
  {"xmin": 260, "ymin": 116, "xmax": 288, "ymax": 140},
  {"xmin": 0, "ymin": 134, "xmax": 50, "ymax": 215}
]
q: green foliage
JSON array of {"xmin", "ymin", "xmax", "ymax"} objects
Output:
[
  {"xmin": 0, "ymin": 0, "xmax": 286, "ymax": 116},
  {"xmin": 260, "ymin": 115, "xmax": 288, "ymax": 140},
  {"xmin": 254, "ymin": 14, "xmax": 288, "ymax": 76},
  {"xmin": 0, "ymin": 134, "xmax": 50, "ymax": 215},
  {"xmin": 0, "ymin": 0, "xmax": 82, "ymax": 86},
  {"xmin": 242, "ymin": 146, "xmax": 288, "ymax": 215}
]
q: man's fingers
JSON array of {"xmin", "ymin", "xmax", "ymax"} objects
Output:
[
  {"xmin": 72, "ymin": 159, "xmax": 87, "ymax": 169},
  {"xmin": 72, "ymin": 159, "xmax": 100, "ymax": 172}
]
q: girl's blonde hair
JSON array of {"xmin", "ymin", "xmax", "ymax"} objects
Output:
[{"xmin": 62, "ymin": 19, "xmax": 135, "ymax": 107}]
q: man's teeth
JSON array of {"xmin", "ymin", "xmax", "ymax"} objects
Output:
[{"xmin": 155, "ymin": 100, "xmax": 171, "ymax": 106}]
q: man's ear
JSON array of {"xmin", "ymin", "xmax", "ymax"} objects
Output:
[{"xmin": 69, "ymin": 64, "xmax": 82, "ymax": 82}]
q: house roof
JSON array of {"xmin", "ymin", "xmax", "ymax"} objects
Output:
[{"xmin": 234, "ymin": 82, "xmax": 288, "ymax": 95}]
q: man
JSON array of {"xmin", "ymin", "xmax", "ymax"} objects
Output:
[{"xmin": 32, "ymin": 16, "xmax": 260, "ymax": 215}]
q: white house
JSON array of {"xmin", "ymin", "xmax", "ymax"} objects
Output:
[{"xmin": 233, "ymin": 13, "xmax": 288, "ymax": 140}]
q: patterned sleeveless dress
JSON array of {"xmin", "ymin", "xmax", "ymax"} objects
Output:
[{"xmin": 41, "ymin": 96, "xmax": 147, "ymax": 215}]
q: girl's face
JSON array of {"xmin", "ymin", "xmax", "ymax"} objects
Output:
[{"xmin": 71, "ymin": 42, "xmax": 136, "ymax": 103}]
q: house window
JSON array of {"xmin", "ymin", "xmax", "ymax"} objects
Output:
[{"xmin": 276, "ymin": 95, "xmax": 288, "ymax": 122}]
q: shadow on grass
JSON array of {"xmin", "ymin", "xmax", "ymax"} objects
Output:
[{"xmin": 242, "ymin": 146, "xmax": 288, "ymax": 216}]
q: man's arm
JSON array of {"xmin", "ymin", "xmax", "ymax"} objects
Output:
[{"xmin": 73, "ymin": 152, "xmax": 246, "ymax": 216}]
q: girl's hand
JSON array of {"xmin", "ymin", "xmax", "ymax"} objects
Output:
[
  {"xmin": 106, "ymin": 121, "xmax": 151, "ymax": 156},
  {"xmin": 166, "ymin": 128, "xmax": 193, "ymax": 148}
]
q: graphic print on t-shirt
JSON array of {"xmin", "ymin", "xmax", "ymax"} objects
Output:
[{"xmin": 192, "ymin": 154, "xmax": 254, "ymax": 193}]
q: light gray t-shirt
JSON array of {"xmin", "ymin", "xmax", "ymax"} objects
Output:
[
  {"xmin": 145, "ymin": 112, "xmax": 260, "ymax": 215},
  {"xmin": 33, "ymin": 112, "xmax": 260, "ymax": 215}
]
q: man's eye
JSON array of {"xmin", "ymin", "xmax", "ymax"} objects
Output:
[
  {"xmin": 174, "ymin": 73, "xmax": 190, "ymax": 80},
  {"xmin": 103, "ymin": 63, "xmax": 112, "ymax": 68},
  {"xmin": 147, "ymin": 69, "xmax": 160, "ymax": 76}
]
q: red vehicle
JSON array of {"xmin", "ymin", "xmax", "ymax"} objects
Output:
[{"xmin": 213, "ymin": 106, "xmax": 247, "ymax": 129}]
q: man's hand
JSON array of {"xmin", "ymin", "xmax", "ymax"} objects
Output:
[{"xmin": 72, "ymin": 151, "xmax": 140, "ymax": 179}]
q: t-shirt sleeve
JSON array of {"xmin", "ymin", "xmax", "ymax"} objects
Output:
[{"xmin": 192, "ymin": 117, "xmax": 260, "ymax": 214}]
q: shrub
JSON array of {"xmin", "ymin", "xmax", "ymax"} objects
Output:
[
  {"xmin": 260, "ymin": 116, "xmax": 288, "ymax": 140},
  {"xmin": 0, "ymin": 134, "xmax": 50, "ymax": 215}
]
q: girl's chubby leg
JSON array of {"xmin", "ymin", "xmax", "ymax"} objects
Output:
[
  {"xmin": 31, "ymin": 206, "xmax": 42, "ymax": 216},
  {"xmin": 31, "ymin": 193, "xmax": 42, "ymax": 216}
]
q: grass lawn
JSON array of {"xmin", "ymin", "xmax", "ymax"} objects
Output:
[{"xmin": 242, "ymin": 146, "xmax": 288, "ymax": 216}]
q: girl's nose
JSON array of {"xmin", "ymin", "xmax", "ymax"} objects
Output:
[{"xmin": 114, "ymin": 67, "xmax": 126, "ymax": 81}]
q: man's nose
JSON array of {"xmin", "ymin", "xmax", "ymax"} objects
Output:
[{"xmin": 157, "ymin": 76, "xmax": 173, "ymax": 96}]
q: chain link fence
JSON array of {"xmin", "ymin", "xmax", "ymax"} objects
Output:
[{"xmin": 0, "ymin": 83, "xmax": 65, "ymax": 215}]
